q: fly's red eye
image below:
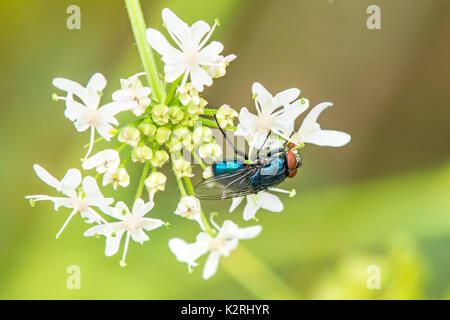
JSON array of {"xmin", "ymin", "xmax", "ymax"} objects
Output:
[
  {"xmin": 288, "ymin": 169, "xmax": 297, "ymax": 178},
  {"xmin": 286, "ymin": 151, "xmax": 297, "ymax": 170}
]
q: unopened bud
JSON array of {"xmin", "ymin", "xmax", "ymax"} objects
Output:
[
  {"xmin": 132, "ymin": 145, "xmax": 153, "ymax": 163},
  {"xmin": 155, "ymin": 126, "xmax": 171, "ymax": 145},
  {"xmin": 118, "ymin": 126, "xmax": 140, "ymax": 147},
  {"xmin": 150, "ymin": 149, "xmax": 169, "ymax": 167}
]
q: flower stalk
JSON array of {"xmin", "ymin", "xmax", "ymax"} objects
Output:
[{"xmin": 125, "ymin": 0, "xmax": 164, "ymax": 102}]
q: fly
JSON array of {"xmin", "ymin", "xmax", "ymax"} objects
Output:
[{"xmin": 194, "ymin": 115, "xmax": 301, "ymax": 200}]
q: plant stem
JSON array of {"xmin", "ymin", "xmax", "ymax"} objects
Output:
[
  {"xmin": 135, "ymin": 161, "xmax": 150, "ymax": 200},
  {"xmin": 183, "ymin": 177, "xmax": 195, "ymax": 195},
  {"xmin": 198, "ymin": 117, "xmax": 236, "ymax": 131},
  {"xmin": 203, "ymin": 108, "xmax": 218, "ymax": 116},
  {"xmin": 191, "ymin": 150, "xmax": 207, "ymax": 170},
  {"xmin": 165, "ymin": 76, "xmax": 181, "ymax": 105},
  {"xmin": 125, "ymin": 0, "xmax": 164, "ymax": 102},
  {"xmin": 171, "ymin": 152, "xmax": 187, "ymax": 197}
]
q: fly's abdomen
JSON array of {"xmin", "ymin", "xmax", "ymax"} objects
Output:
[{"xmin": 213, "ymin": 160, "xmax": 244, "ymax": 176}]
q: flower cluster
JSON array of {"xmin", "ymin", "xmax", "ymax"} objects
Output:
[{"xmin": 26, "ymin": 8, "xmax": 350, "ymax": 279}]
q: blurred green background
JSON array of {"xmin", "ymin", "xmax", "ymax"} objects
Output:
[{"xmin": 0, "ymin": 0, "xmax": 449, "ymax": 299}]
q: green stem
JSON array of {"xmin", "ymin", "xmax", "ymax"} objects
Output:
[
  {"xmin": 203, "ymin": 108, "xmax": 218, "ymax": 116},
  {"xmin": 125, "ymin": 0, "xmax": 164, "ymax": 102},
  {"xmin": 198, "ymin": 117, "xmax": 236, "ymax": 131},
  {"xmin": 171, "ymin": 152, "xmax": 187, "ymax": 197},
  {"xmin": 222, "ymin": 245, "xmax": 300, "ymax": 299},
  {"xmin": 165, "ymin": 76, "xmax": 181, "ymax": 105},
  {"xmin": 135, "ymin": 161, "xmax": 150, "ymax": 200},
  {"xmin": 191, "ymin": 150, "xmax": 207, "ymax": 170},
  {"xmin": 183, "ymin": 177, "xmax": 195, "ymax": 195}
]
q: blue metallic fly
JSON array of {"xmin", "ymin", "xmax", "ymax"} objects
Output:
[{"xmin": 194, "ymin": 115, "xmax": 301, "ymax": 200}]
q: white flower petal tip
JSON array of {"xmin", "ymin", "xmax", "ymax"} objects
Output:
[{"xmin": 295, "ymin": 102, "xmax": 351, "ymax": 147}]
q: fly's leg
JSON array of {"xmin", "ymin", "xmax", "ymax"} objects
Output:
[{"xmin": 214, "ymin": 114, "xmax": 248, "ymax": 160}]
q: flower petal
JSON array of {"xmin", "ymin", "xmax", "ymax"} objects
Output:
[
  {"xmin": 130, "ymin": 228, "xmax": 149, "ymax": 243},
  {"xmin": 252, "ymin": 82, "xmax": 273, "ymax": 113},
  {"xmin": 162, "ymin": 8, "xmax": 190, "ymax": 47},
  {"xmin": 141, "ymin": 218, "xmax": 165, "ymax": 231},
  {"xmin": 60, "ymin": 168, "xmax": 82, "ymax": 196},
  {"xmin": 132, "ymin": 199, "xmax": 154, "ymax": 217},
  {"xmin": 32, "ymin": 164, "xmax": 60, "ymax": 190},
  {"xmin": 302, "ymin": 129, "xmax": 351, "ymax": 147},
  {"xmin": 199, "ymin": 41, "xmax": 224, "ymax": 61},
  {"xmin": 202, "ymin": 251, "xmax": 221, "ymax": 280},
  {"xmin": 64, "ymin": 95, "xmax": 86, "ymax": 122},
  {"xmin": 164, "ymin": 63, "xmax": 186, "ymax": 82},
  {"xmin": 104, "ymin": 229, "xmax": 126, "ymax": 256},
  {"xmin": 243, "ymin": 197, "xmax": 260, "ymax": 221},
  {"xmin": 258, "ymin": 191, "xmax": 283, "ymax": 212},
  {"xmin": 273, "ymin": 88, "xmax": 300, "ymax": 107},
  {"xmin": 190, "ymin": 67, "xmax": 212, "ymax": 92},
  {"xmin": 190, "ymin": 20, "xmax": 210, "ymax": 46},
  {"xmin": 87, "ymin": 73, "xmax": 107, "ymax": 92},
  {"xmin": 234, "ymin": 225, "xmax": 262, "ymax": 240},
  {"xmin": 112, "ymin": 89, "xmax": 133, "ymax": 101},
  {"xmin": 53, "ymin": 78, "xmax": 87, "ymax": 102},
  {"xmin": 146, "ymin": 28, "xmax": 181, "ymax": 57},
  {"xmin": 229, "ymin": 197, "xmax": 244, "ymax": 213}
]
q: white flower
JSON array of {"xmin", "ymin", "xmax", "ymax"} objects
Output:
[
  {"xmin": 291, "ymin": 102, "xmax": 351, "ymax": 147},
  {"xmin": 84, "ymin": 199, "xmax": 166, "ymax": 266},
  {"xmin": 26, "ymin": 165, "xmax": 113, "ymax": 239},
  {"xmin": 112, "ymin": 72, "xmax": 151, "ymax": 116},
  {"xmin": 52, "ymin": 73, "xmax": 136, "ymax": 159},
  {"xmin": 169, "ymin": 220, "xmax": 262, "ymax": 280},
  {"xmin": 146, "ymin": 8, "xmax": 232, "ymax": 92},
  {"xmin": 235, "ymin": 82, "xmax": 309, "ymax": 156},
  {"xmin": 229, "ymin": 191, "xmax": 284, "ymax": 221},
  {"xmin": 82, "ymin": 149, "xmax": 120, "ymax": 174},
  {"xmin": 174, "ymin": 196, "xmax": 204, "ymax": 230},
  {"xmin": 103, "ymin": 167, "xmax": 130, "ymax": 190}
]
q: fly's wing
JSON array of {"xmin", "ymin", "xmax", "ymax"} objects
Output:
[{"xmin": 195, "ymin": 165, "xmax": 262, "ymax": 200}]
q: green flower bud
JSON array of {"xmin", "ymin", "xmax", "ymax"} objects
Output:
[
  {"xmin": 150, "ymin": 149, "xmax": 169, "ymax": 167},
  {"xmin": 138, "ymin": 121, "xmax": 157, "ymax": 137},
  {"xmin": 173, "ymin": 158, "xmax": 193, "ymax": 179},
  {"xmin": 187, "ymin": 104, "xmax": 202, "ymax": 116},
  {"xmin": 166, "ymin": 135, "xmax": 183, "ymax": 152},
  {"xmin": 145, "ymin": 171, "xmax": 167, "ymax": 198},
  {"xmin": 198, "ymin": 143, "xmax": 222, "ymax": 160},
  {"xmin": 152, "ymin": 104, "xmax": 170, "ymax": 125},
  {"xmin": 182, "ymin": 133, "xmax": 193, "ymax": 151},
  {"xmin": 179, "ymin": 83, "xmax": 201, "ymax": 106},
  {"xmin": 132, "ymin": 145, "xmax": 153, "ymax": 163},
  {"xmin": 155, "ymin": 126, "xmax": 172, "ymax": 145},
  {"xmin": 118, "ymin": 126, "xmax": 140, "ymax": 147},
  {"xmin": 172, "ymin": 126, "xmax": 190, "ymax": 139},
  {"xmin": 216, "ymin": 104, "xmax": 238, "ymax": 128},
  {"xmin": 169, "ymin": 106, "xmax": 184, "ymax": 124},
  {"xmin": 193, "ymin": 126, "xmax": 213, "ymax": 145}
]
